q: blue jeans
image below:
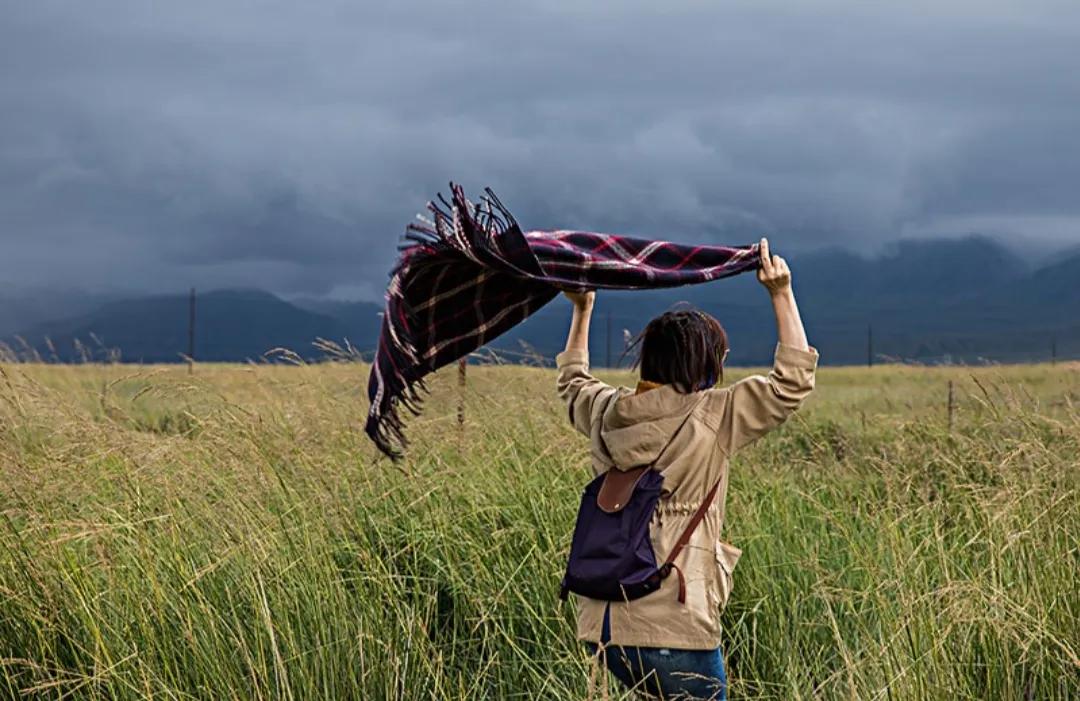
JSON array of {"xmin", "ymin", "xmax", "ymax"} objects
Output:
[{"xmin": 585, "ymin": 605, "xmax": 727, "ymax": 700}]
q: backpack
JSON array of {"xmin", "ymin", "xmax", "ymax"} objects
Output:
[{"xmin": 559, "ymin": 397, "xmax": 719, "ymax": 605}]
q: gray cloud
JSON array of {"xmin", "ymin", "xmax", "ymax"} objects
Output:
[{"xmin": 2, "ymin": 0, "xmax": 1079, "ymax": 299}]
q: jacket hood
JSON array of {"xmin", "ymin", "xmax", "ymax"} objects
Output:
[{"xmin": 598, "ymin": 385, "xmax": 703, "ymax": 468}]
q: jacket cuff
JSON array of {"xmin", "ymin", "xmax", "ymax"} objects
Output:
[
  {"xmin": 774, "ymin": 342, "xmax": 819, "ymax": 370},
  {"xmin": 556, "ymin": 348, "xmax": 589, "ymax": 368}
]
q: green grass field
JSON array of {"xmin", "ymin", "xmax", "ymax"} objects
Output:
[{"xmin": 0, "ymin": 359, "xmax": 1077, "ymax": 700}]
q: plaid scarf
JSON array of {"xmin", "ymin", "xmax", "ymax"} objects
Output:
[{"xmin": 366, "ymin": 183, "xmax": 762, "ymax": 459}]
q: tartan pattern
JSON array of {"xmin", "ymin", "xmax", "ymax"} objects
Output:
[{"xmin": 366, "ymin": 183, "xmax": 762, "ymax": 459}]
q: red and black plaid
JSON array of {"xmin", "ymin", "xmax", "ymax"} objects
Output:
[{"xmin": 366, "ymin": 183, "xmax": 762, "ymax": 459}]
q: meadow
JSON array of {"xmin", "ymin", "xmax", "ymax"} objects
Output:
[{"xmin": 0, "ymin": 357, "xmax": 1077, "ymax": 700}]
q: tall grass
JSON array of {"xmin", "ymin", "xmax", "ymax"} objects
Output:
[{"xmin": 0, "ymin": 360, "xmax": 1077, "ymax": 699}]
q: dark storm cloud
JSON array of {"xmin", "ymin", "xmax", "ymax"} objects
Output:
[{"xmin": 1, "ymin": 0, "xmax": 1079, "ymax": 299}]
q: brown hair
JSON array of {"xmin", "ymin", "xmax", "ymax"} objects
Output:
[{"xmin": 626, "ymin": 308, "xmax": 728, "ymax": 393}]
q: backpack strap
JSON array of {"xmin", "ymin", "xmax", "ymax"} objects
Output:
[
  {"xmin": 658, "ymin": 401, "xmax": 723, "ymax": 604},
  {"xmin": 658, "ymin": 477, "xmax": 721, "ymax": 604}
]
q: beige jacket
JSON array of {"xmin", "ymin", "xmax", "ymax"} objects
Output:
[{"xmin": 555, "ymin": 342, "xmax": 819, "ymax": 649}]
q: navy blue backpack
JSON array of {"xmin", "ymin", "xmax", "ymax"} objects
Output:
[{"xmin": 560, "ymin": 403, "xmax": 720, "ymax": 605}]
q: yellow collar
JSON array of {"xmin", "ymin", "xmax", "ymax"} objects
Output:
[{"xmin": 635, "ymin": 379, "xmax": 664, "ymax": 395}]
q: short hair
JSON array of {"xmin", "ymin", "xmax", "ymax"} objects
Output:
[{"xmin": 627, "ymin": 308, "xmax": 728, "ymax": 393}]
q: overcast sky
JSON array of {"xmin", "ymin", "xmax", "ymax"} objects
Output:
[{"xmin": 2, "ymin": 0, "xmax": 1078, "ymax": 300}]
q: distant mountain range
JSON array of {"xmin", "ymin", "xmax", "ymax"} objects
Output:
[
  {"xmin": 2, "ymin": 236, "xmax": 1077, "ymax": 365},
  {"xmin": 1, "ymin": 289, "xmax": 382, "ymax": 364}
]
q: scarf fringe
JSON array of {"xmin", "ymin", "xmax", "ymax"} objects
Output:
[
  {"xmin": 398, "ymin": 183, "xmax": 519, "ymax": 266},
  {"xmin": 364, "ymin": 375, "xmax": 427, "ymax": 461}
]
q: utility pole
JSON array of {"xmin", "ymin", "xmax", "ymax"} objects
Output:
[
  {"xmin": 1051, "ymin": 336, "xmax": 1057, "ymax": 366},
  {"xmin": 606, "ymin": 310, "xmax": 612, "ymax": 369},
  {"xmin": 188, "ymin": 287, "xmax": 196, "ymax": 374},
  {"xmin": 867, "ymin": 323, "xmax": 873, "ymax": 368}
]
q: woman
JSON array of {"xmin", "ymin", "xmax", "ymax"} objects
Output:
[{"xmin": 556, "ymin": 238, "xmax": 819, "ymax": 700}]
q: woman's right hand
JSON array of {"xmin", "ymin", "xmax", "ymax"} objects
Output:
[
  {"xmin": 756, "ymin": 237, "xmax": 792, "ymax": 296},
  {"xmin": 563, "ymin": 289, "xmax": 596, "ymax": 310}
]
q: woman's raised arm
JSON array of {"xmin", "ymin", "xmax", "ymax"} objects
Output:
[
  {"xmin": 702, "ymin": 238, "xmax": 818, "ymax": 455},
  {"xmin": 757, "ymin": 237, "xmax": 809, "ymax": 352}
]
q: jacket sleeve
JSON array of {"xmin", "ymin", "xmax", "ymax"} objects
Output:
[
  {"xmin": 555, "ymin": 349, "xmax": 620, "ymax": 437},
  {"xmin": 706, "ymin": 342, "xmax": 819, "ymax": 455}
]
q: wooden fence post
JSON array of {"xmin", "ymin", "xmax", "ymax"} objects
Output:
[
  {"xmin": 947, "ymin": 380, "xmax": 955, "ymax": 434},
  {"xmin": 457, "ymin": 357, "xmax": 467, "ymax": 433}
]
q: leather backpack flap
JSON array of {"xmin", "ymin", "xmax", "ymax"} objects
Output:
[{"xmin": 597, "ymin": 465, "xmax": 650, "ymax": 513}]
